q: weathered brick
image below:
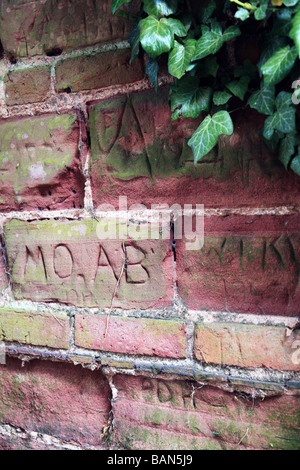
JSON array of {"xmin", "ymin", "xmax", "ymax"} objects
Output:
[
  {"xmin": 0, "ymin": 307, "xmax": 70, "ymax": 349},
  {"xmin": 0, "ymin": 247, "xmax": 8, "ymax": 292},
  {"xmin": 0, "ymin": 113, "xmax": 85, "ymax": 211},
  {"xmin": 176, "ymin": 215, "xmax": 300, "ymax": 315},
  {"xmin": 194, "ymin": 322, "xmax": 300, "ymax": 371},
  {"xmin": 4, "ymin": 218, "xmax": 173, "ymax": 309},
  {"xmin": 112, "ymin": 375, "xmax": 300, "ymax": 450},
  {"xmin": 0, "ymin": 0, "xmax": 136, "ymax": 58},
  {"xmin": 55, "ymin": 49, "xmax": 144, "ymax": 93},
  {"xmin": 89, "ymin": 87, "xmax": 300, "ymax": 209},
  {"xmin": 0, "ymin": 358, "xmax": 111, "ymax": 447},
  {"xmin": 75, "ymin": 314, "xmax": 186, "ymax": 358},
  {"xmin": 4, "ymin": 66, "xmax": 51, "ymax": 105}
]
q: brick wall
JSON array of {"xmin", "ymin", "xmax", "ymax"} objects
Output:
[{"xmin": 0, "ymin": 0, "xmax": 299, "ymax": 451}]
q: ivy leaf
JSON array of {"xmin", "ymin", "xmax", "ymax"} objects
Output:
[
  {"xmin": 168, "ymin": 39, "xmax": 196, "ymax": 79},
  {"xmin": 263, "ymin": 131, "xmax": 281, "ymax": 152},
  {"xmin": 112, "ymin": 0, "xmax": 131, "ymax": 14},
  {"xmin": 261, "ymin": 45, "xmax": 297, "ymax": 85},
  {"xmin": 161, "ymin": 18, "xmax": 187, "ymax": 37},
  {"xmin": 254, "ymin": 0, "xmax": 269, "ymax": 20},
  {"xmin": 248, "ymin": 84, "xmax": 275, "ymax": 115},
  {"xmin": 188, "ymin": 111, "xmax": 234, "ymax": 163},
  {"xmin": 257, "ymin": 36, "xmax": 288, "ymax": 73},
  {"xmin": 279, "ymin": 133, "xmax": 296, "ymax": 169},
  {"xmin": 142, "ymin": 0, "xmax": 178, "ymax": 17},
  {"xmin": 235, "ymin": 8, "xmax": 250, "ymax": 21},
  {"xmin": 283, "ymin": 0, "xmax": 299, "ymax": 5},
  {"xmin": 169, "ymin": 76, "xmax": 212, "ymax": 120},
  {"xmin": 193, "ymin": 23, "xmax": 240, "ymax": 60},
  {"xmin": 139, "ymin": 16, "xmax": 174, "ymax": 58},
  {"xmin": 222, "ymin": 25, "xmax": 242, "ymax": 42},
  {"xmin": 146, "ymin": 57, "xmax": 159, "ymax": 91},
  {"xmin": 225, "ymin": 75, "xmax": 250, "ymax": 100},
  {"xmin": 199, "ymin": 0, "xmax": 217, "ymax": 23},
  {"xmin": 272, "ymin": 8, "xmax": 293, "ymax": 36},
  {"xmin": 129, "ymin": 20, "xmax": 140, "ymax": 63},
  {"xmin": 290, "ymin": 151, "xmax": 300, "ymax": 176},
  {"xmin": 290, "ymin": 8, "xmax": 300, "ymax": 57},
  {"xmin": 213, "ymin": 90, "xmax": 232, "ymax": 105},
  {"xmin": 263, "ymin": 92, "xmax": 296, "ymax": 139}
]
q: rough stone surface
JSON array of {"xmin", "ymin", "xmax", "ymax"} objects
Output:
[
  {"xmin": 194, "ymin": 322, "xmax": 300, "ymax": 371},
  {"xmin": 113, "ymin": 375, "xmax": 300, "ymax": 450},
  {"xmin": 0, "ymin": 307, "xmax": 70, "ymax": 349},
  {"xmin": 0, "ymin": 113, "xmax": 85, "ymax": 211},
  {"xmin": 89, "ymin": 87, "xmax": 300, "ymax": 209},
  {"xmin": 4, "ymin": 218, "xmax": 173, "ymax": 308},
  {"xmin": 4, "ymin": 66, "xmax": 51, "ymax": 105},
  {"xmin": 75, "ymin": 314, "xmax": 186, "ymax": 358},
  {"xmin": 176, "ymin": 215, "xmax": 300, "ymax": 315},
  {"xmin": 55, "ymin": 49, "xmax": 144, "ymax": 93},
  {"xmin": 0, "ymin": 358, "xmax": 111, "ymax": 447},
  {"xmin": 0, "ymin": 0, "xmax": 137, "ymax": 58}
]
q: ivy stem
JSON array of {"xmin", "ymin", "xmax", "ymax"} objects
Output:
[{"xmin": 229, "ymin": 0, "xmax": 255, "ymax": 10}]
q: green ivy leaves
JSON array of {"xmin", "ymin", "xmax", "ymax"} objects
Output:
[
  {"xmin": 112, "ymin": 0, "xmax": 300, "ymax": 177},
  {"xmin": 261, "ymin": 45, "xmax": 297, "ymax": 85},
  {"xmin": 168, "ymin": 39, "xmax": 196, "ymax": 79},
  {"xmin": 290, "ymin": 8, "xmax": 300, "ymax": 56},
  {"xmin": 169, "ymin": 76, "xmax": 212, "ymax": 120},
  {"xmin": 142, "ymin": 0, "xmax": 178, "ymax": 17},
  {"xmin": 111, "ymin": 0, "xmax": 131, "ymax": 15},
  {"xmin": 188, "ymin": 111, "xmax": 234, "ymax": 163},
  {"xmin": 193, "ymin": 22, "xmax": 241, "ymax": 60},
  {"xmin": 139, "ymin": 16, "xmax": 186, "ymax": 58}
]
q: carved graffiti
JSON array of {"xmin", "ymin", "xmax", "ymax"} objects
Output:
[{"xmin": 181, "ymin": 232, "xmax": 300, "ymax": 314}]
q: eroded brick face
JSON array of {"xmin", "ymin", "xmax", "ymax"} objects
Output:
[
  {"xmin": 194, "ymin": 322, "xmax": 300, "ymax": 370},
  {"xmin": 75, "ymin": 314, "xmax": 186, "ymax": 358},
  {"xmin": 4, "ymin": 66, "xmax": 51, "ymax": 105},
  {"xmin": 55, "ymin": 49, "xmax": 144, "ymax": 93},
  {"xmin": 176, "ymin": 215, "xmax": 300, "ymax": 315},
  {"xmin": 0, "ymin": 358, "xmax": 111, "ymax": 447},
  {"xmin": 0, "ymin": 113, "xmax": 85, "ymax": 211},
  {"xmin": 4, "ymin": 218, "xmax": 173, "ymax": 308},
  {"xmin": 0, "ymin": 0, "xmax": 136, "ymax": 58},
  {"xmin": 113, "ymin": 375, "xmax": 300, "ymax": 450},
  {"xmin": 89, "ymin": 87, "xmax": 300, "ymax": 209}
]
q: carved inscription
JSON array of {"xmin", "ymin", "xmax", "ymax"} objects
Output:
[
  {"xmin": 4, "ymin": 219, "xmax": 171, "ymax": 308},
  {"xmin": 179, "ymin": 233, "xmax": 300, "ymax": 315}
]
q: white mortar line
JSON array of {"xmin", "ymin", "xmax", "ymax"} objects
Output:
[{"xmin": 0, "ymin": 206, "xmax": 298, "ymax": 228}]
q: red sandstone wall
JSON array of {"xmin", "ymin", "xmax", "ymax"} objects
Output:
[{"xmin": 0, "ymin": 0, "xmax": 299, "ymax": 451}]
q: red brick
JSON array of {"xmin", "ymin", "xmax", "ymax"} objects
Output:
[
  {"xmin": 4, "ymin": 218, "xmax": 173, "ymax": 309},
  {"xmin": 55, "ymin": 49, "xmax": 144, "ymax": 93},
  {"xmin": 0, "ymin": 0, "xmax": 137, "ymax": 58},
  {"xmin": 176, "ymin": 214, "xmax": 300, "ymax": 315},
  {"xmin": 0, "ymin": 358, "xmax": 111, "ymax": 447},
  {"xmin": 75, "ymin": 314, "xmax": 186, "ymax": 358},
  {"xmin": 4, "ymin": 66, "xmax": 51, "ymax": 105},
  {"xmin": 112, "ymin": 375, "xmax": 300, "ymax": 450},
  {"xmin": 0, "ymin": 113, "xmax": 85, "ymax": 211},
  {"xmin": 194, "ymin": 322, "xmax": 300, "ymax": 370},
  {"xmin": 0, "ymin": 307, "xmax": 70, "ymax": 349},
  {"xmin": 89, "ymin": 87, "xmax": 300, "ymax": 210}
]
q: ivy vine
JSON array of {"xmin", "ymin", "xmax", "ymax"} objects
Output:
[{"xmin": 112, "ymin": 0, "xmax": 300, "ymax": 175}]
